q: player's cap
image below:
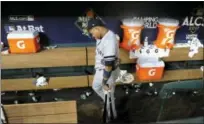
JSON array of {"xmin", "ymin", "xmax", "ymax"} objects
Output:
[{"xmin": 87, "ymin": 18, "xmax": 105, "ymax": 31}]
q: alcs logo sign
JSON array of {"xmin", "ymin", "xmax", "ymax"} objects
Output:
[{"xmin": 16, "ymin": 40, "xmax": 26, "ymax": 49}]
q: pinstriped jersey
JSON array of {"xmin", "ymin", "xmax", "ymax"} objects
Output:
[{"xmin": 95, "ymin": 30, "xmax": 119, "ymax": 70}]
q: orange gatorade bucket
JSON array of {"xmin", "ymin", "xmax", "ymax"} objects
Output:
[
  {"xmin": 136, "ymin": 58, "xmax": 165, "ymax": 81},
  {"xmin": 7, "ymin": 31, "xmax": 41, "ymax": 54},
  {"xmin": 154, "ymin": 18, "xmax": 179, "ymax": 49},
  {"xmin": 120, "ymin": 18, "xmax": 144, "ymax": 51}
]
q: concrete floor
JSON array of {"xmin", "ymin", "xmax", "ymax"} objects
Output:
[
  {"xmin": 77, "ymin": 86, "xmax": 204, "ymax": 123},
  {"xmin": 2, "ymin": 85, "xmax": 204, "ymax": 123}
]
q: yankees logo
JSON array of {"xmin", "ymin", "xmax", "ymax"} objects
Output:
[
  {"xmin": 148, "ymin": 69, "xmax": 156, "ymax": 76},
  {"xmin": 16, "ymin": 40, "xmax": 26, "ymax": 49},
  {"xmin": 96, "ymin": 48, "xmax": 104, "ymax": 56},
  {"xmin": 161, "ymin": 28, "xmax": 176, "ymax": 45}
]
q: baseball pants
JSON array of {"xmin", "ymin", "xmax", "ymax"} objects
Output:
[{"xmin": 92, "ymin": 67, "xmax": 120, "ymax": 118}]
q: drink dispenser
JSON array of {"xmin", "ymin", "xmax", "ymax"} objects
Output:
[
  {"xmin": 120, "ymin": 18, "xmax": 144, "ymax": 51},
  {"xmin": 154, "ymin": 18, "xmax": 179, "ymax": 49}
]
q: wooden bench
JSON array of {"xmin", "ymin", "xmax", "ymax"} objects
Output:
[
  {"xmin": 3, "ymin": 101, "xmax": 77, "ymax": 123},
  {"xmin": 87, "ymin": 46, "xmax": 203, "ymax": 84},
  {"xmin": 1, "ymin": 47, "xmax": 90, "ymax": 91},
  {"xmin": 87, "ymin": 47, "xmax": 204, "ymax": 65},
  {"xmin": 1, "ymin": 76, "xmax": 88, "ymax": 92},
  {"xmin": 1, "ymin": 47, "xmax": 87, "ymax": 69},
  {"xmin": 88, "ymin": 69, "xmax": 203, "ymax": 85},
  {"xmin": 1, "ymin": 47, "xmax": 203, "ymax": 92}
]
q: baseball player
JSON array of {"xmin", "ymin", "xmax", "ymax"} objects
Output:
[{"xmin": 87, "ymin": 18, "xmax": 120, "ymax": 119}]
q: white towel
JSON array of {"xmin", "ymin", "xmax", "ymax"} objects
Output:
[
  {"xmin": 188, "ymin": 37, "xmax": 203, "ymax": 58},
  {"xmin": 35, "ymin": 76, "xmax": 48, "ymax": 87},
  {"xmin": 115, "ymin": 70, "xmax": 134, "ymax": 84},
  {"xmin": 1, "ymin": 104, "xmax": 7, "ymax": 123},
  {"xmin": 201, "ymin": 66, "xmax": 204, "ymax": 72}
]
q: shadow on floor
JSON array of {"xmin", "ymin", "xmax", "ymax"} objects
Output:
[{"xmin": 2, "ymin": 86, "xmax": 204, "ymax": 123}]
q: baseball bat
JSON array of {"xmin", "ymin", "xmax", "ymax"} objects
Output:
[
  {"xmin": 109, "ymin": 92, "xmax": 114, "ymax": 121},
  {"xmin": 103, "ymin": 93, "xmax": 108, "ymax": 123}
]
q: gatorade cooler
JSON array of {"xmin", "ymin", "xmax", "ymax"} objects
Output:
[
  {"xmin": 120, "ymin": 18, "xmax": 144, "ymax": 51},
  {"xmin": 136, "ymin": 58, "xmax": 165, "ymax": 81},
  {"xmin": 154, "ymin": 18, "xmax": 179, "ymax": 49},
  {"xmin": 7, "ymin": 31, "xmax": 41, "ymax": 54}
]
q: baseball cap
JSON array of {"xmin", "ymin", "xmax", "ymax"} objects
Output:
[{"xmin": 87, "ymin": 18, "xmax": 105, "ymax": 31}]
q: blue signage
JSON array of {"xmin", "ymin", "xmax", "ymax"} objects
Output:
[{"xmin": 1, "ymin": 3, "xmax": 203, "ymax": 47}]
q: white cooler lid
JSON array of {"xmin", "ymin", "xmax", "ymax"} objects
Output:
[
  {"xmin": 122, "ymin": 18, "xmax": 144, "ymax": 27},
  {"xmin": 158, "ymin": 18, "xmax": 179, "ymax": 27},
  {"xmin": 7, "ymin": 31, "xmax": 39, "ymax": 39},
  {"xmin": 137, "ymin": 57, "xmax": 165, "ymax": 67}
]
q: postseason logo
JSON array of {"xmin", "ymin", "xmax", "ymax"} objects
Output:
[
  {"xmin": 182, "ymin": 6, "xmax": 204, "ymax": 40},
  {"xmin": 9, "ymin": 15, "xmax": 34, "ymax": 22},
  {"xmin": 133, "ymin": 17, "xmax": 159, "ymax": 29},
  {"xmin": 4, "ymin": 24, "xmax": 45, "ymax": 33},
  {"xmin": 74, "ymin": 8, "xmax": 105, "ymax": 37}
]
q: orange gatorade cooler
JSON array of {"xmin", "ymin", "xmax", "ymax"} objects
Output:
[
  {"xmin": 120, "ymin": 18, "xmax": 144, "ymax": 51},
  {"xmin": 136, "ymin": 58, "xmax": 165, "ymax": 81},
  {"xmin": 154, "ymin": 18, "xmax": 179, "ymax": 49},
  {"xmin": 7, "ymin": 31, "xmax": 41, "ymax": 54}
]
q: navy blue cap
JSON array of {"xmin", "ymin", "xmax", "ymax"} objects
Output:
[{"xmin": 87, "ymin": 18, "xmax": 105, "ymax": 31}]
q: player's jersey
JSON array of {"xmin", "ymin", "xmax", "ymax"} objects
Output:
[{"xmin": 95, "ymin": 30, "xmax": 119, "ymax": 70}]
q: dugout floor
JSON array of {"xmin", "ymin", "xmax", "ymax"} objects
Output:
[
  {"xmin": 2, "ymin": 85, "xmax": 204, "ymax": 123},
  {"xmin": 77, "ymin": 86, "xmax": 204, "ymax": 123}
]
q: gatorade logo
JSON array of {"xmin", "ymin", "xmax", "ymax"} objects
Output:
[
  {"xmin": 161, "ymin": 28, "xmax": 176, "ymax": 45},
  {"xmin": 128, "ymin": 29, "xmax": 140, "ymax": 45},
  {"xmin": 148, "ymin": 69, "xmax": 156, "ymax": 76},
  {"xmin": 17, "ymin": 40, "xmax": 26, "ymax": 49}
]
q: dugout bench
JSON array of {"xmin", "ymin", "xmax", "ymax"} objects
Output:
[
  {"xmin": 87, "ymin": 47, "xmax": 204, "ymax": 84},
  {"xmin": 1, "ymin": 47, "xmax": 204, "ymax": 91},
  {"xmin": 2, "ymin": 101, "xmax": 77, "ymax": 123},
  {"xmin": 1, "ymin": 46, "xmax": 203, "ymax": 124}
]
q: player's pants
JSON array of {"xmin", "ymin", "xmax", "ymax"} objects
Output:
[{"xmin": 92, "ymin": 67, "xmax": 120, "ymax": 118}]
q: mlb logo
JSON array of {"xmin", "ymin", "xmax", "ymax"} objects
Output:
[
  {"xmin": 4, "ymin": 25, "xmax": 16, "ymax": 33},
  {"xmin": 27, "ymin": 15, "xmax": 34, "ymax": 21}
]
